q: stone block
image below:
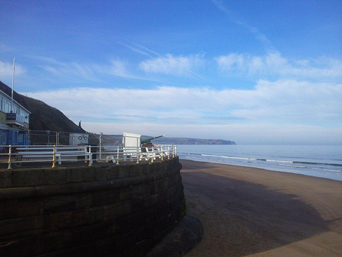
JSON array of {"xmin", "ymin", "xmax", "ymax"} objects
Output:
[
  {"xmin": 92, "ymin": 189, "xmax": 120, "ymax": 207},
  {"xmin": 18, "ymin": 199, "xmax": 44, "ymax": 217},
  {"xmin": 75, "ymin": 192, "xmax": 93, "ymax": 209},
  {"xmin": 30, "ymin": 232, "xmax": 65, "ymax": 255},
  {"xmin": 44, "ymin": 195, "xmax": 76, "ymax": 214},
  {"xmin": 66, "ymin": 167, "xmax": 92, "ymax": 183},
  {"xmin": 148, "ymin": 181, "xmax": 156, "ymax": 195},
  {"xmin": 0, "ymin": 186, "xmax": 37, "ymax": 200},
  {"xmin": 36, "ymin": 183, "xmax": 84, "ymax": 197},
  {"xmin": 119, "ymin": 165, "xmax": 132, "ymax": 179},
  {"xmin": 144, "ymin": 194, "xmax": 159, "ymax": 208},
  {"xmin": 107, "ymin": 165, "xmax": 120, "ymax": 180},
  {"xmin": 43, "ymin": 168, "xmax": 67, "ymax": 185},
  {"xmin": 132, "ymin": 184, "xmax": 149, "ymax": 198},
  {"xmin": 104, "ymin": 201, "xmax": 131, "ymax": 221},
  {"xmin": 133, "ymin": 163, "xmax": 149, "ymax": 177},
  {"xmin": 0, "ymin": 238, "xmax": 22, "ymax": 256},
  {"xmin": 131, "ymin": 197, "xmax": 144, "ymax": 212},
  {"xmin": 92, "ymin": 167, "xmax": 108, "ymax": 181},
  {"xmin": 89, "ymin": 206, "xmax": 105, "ymax": 224},
  {"xmin": 0, "ymin": 170, "xmax": 12, "ymax": 188},
  {"xmin": 11, "ymin": 169, "xmax": 45, "ymax": 187},
  {"xmin": 0, "ymin": 199, "xmax": 18, "ymax": 219},
  {"xmin": 0, "ymin": 215, "xmax": 50, "ymax": 238},
  {"xmin": 119, "ymin": 187, "xmax": 132, "ymax": 202},
  {"xmin": 50, "ymin": 210, "xmax": 91, "ymax": 231}
]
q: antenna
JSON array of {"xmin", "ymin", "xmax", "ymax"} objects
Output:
[{"xmin": 11, "ymin": 57, "xmax": 15, "ymax": 113}]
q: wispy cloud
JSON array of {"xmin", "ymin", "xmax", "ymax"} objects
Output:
[
  {"xmin": 139, "ymin": 54, "xmax": 204, "ymax": 79},
  {"xmin": 211, "ymin": 0, "xmax": 275, "ymax": 51},
  {"xmin": 216, "ymin": 52, "xmax": 342, "ymax": 79},
  {"xmin": 116, "ymin": 39, "xmax": 162, "ymax": 58},
  {"xmin": 39, "ymin": 59, "xmax": 134, "ymax": 82}
]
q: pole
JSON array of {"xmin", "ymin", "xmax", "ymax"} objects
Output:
[
  {"xmin": 52, "ymin": 145, "xmax": 56, "ymax": 168},
  {"xmin": 11, "ymin": 57, "xmax": 15, "ymax": 113},
  {"xmin": 99, "ymin": 133, "xmax": 102, "ymax": 161},
  {"xmin": 8, "ymin": 145, "xmax": 12, "ymax": 170}
]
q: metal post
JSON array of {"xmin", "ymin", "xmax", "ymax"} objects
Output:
[
  {"xmin": 116, "ymin": 146, "xmax": 119, "ymax": 165},
  {"xmin": 11, "ymin": 58, "xmax": 15, "ymax": 113},
  {"xmin": 52, "ymin": 145, "xmax": 56, "ymax": 168},
  {"xmin": 8, "ymin": 145, "xmax": 12, "ymax": 170},
  {"xmin": 88, "ymin": 145, "xmax": 92, "ymax": 167},
  {"xmin": 136, "ymin": 146, "xmax": 139, "ymax": 164},
  {"xmin": 84, "ymin": 146, "xmax": 87, "ymax": 163},
  {"xmin": 160, "ymin": 145, "xmax": 164, "ymax": 161},
  {"xmin": 99, "ymin": 133, "xmax": 102, "ymax": 161},
  {"xmin": 56, "ymin": 132, "xmax": 60, "ymax": 146}
]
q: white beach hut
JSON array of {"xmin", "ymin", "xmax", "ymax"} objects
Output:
[{"xmin": 69, "ymin": 121, "xmax": 89, "ymax": 146}]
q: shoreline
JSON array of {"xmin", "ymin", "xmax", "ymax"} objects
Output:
[
  {"xmin": 180, "ymin": 159, "xmax": 342, "ymax": 257},
  {"xmin": 180, "ymin": 157, "xmax": 342, "ymax": 182}
]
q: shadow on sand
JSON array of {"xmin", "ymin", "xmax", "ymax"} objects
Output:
[{"xmin": 180, "ymin": 163, "xmax": 333, "ymax": 256}]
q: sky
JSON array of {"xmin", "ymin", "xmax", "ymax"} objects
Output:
[{"xmin": 0, "ymin": 0, "xmax": 341, "ymax": 145}]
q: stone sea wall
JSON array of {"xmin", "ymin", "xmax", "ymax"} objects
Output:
[{"xmin": 0, "ymin": 158, "xmax": 185, "ymax": 256}]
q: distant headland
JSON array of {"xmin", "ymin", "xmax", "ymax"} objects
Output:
[{"xmin": 147, "ymin": 136, "xmax": 236, "ymax": 145}]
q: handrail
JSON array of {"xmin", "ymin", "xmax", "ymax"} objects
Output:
[{"xmin": 0, "ymin": 144, "xmax": 177, "ymax": 169}]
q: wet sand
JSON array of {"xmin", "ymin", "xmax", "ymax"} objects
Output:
[{"xmin": 181, "ymin": 160, "xmax": 342, "ymax": 257}]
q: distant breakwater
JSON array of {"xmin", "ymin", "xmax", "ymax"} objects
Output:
[{"xmin": 0, "ymin": 158, "xmax": 185, "ymax": 256}]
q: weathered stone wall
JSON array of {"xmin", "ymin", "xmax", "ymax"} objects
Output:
[{"xmin": 0, "ymin": 158, "xmax": 185, "ymax": 256}]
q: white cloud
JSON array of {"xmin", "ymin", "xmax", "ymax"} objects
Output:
[
  {"xmin": 216, "ymin": 52, "xmax": 342, "ymax": 78},
  {"xmin": 0, "ymin": 60, "xmax": 26, "ymax": 80},
  {"xmin": 139, "ymin": 54, "xmax": 203, "ymax": 78},
  {"xmin": 23, "ymin": 79, "xmax": 342, "ymax": 126},
  {"xmin": 22, "ymin": 79, "xmax": 342, "ymax": 144}
]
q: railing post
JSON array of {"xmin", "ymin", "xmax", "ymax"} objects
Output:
[
  {"xmin": 136, "ymin": 146, "xmax": 139, "ymax": 164},
  {"xmin": 99, "ymin": 133, "xmax": 102, "ymax": 161},
  {"xmin": 56, "ymin": 132, "xmax": 59, "ymax": 146},
  {"xmin": 88, "ymin": 145, "xmax": 92, "ymax": 167},
  {"xmin": 116, "ymin": 146, "xmax": 120, "ymax": 165},
  {"xmin": 52, "ymin": 145, "xmax": 56, "ymax": 168},
  {"xmin": 8, "ymin": 145, "xmax": 12, "ymax": 170},
  {"xmin": 84, "ymin": 146, "xmax": 87, "ymax": 163},
  {"xmin": 160, "ymin": 145, "xmax": 164, "ymax": 161}
]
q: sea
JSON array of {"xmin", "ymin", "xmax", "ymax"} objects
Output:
[{"xmin": 177, "ymin": 145, "xmax": 342, "ymax": 182}]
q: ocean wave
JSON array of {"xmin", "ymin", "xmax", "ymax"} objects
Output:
[
  {"xmin": 293, "ymin": 161, "xmax": 342, "ymax": 167},
  {"xmin": 179, "ymin": 152, "xmax": 342, "ymax": 168}
]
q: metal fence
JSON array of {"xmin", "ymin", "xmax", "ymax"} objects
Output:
[{"xmin": 0, "ymin": 144, "xmax": 177, "ymax": 169}]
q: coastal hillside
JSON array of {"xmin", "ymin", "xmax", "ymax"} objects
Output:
[{"xmin": 0, "ymin": 81, "xmax": 78, "ymax": 132}]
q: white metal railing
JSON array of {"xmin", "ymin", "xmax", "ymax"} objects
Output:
[{"xmin": 0, "ymin": 144, "xmax": 177, "ymax": 169}]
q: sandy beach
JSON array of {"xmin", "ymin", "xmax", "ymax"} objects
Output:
[{"xmin": 181, "ymin": 160, "xmax": 342, "ymax": 257}]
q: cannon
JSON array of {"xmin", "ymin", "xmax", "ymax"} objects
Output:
[{"xmin": 141, "ymin": 135, "xmax": 164, "ymax": 145}]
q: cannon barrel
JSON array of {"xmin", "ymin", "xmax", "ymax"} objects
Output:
[{"xmin": 141, "ymin": 135, "xmax": 164, "ymax": 144}]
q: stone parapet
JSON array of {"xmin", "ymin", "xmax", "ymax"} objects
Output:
[{"xmin": 0, "ymin": 158, "xmax": 185, "ymax": 256}]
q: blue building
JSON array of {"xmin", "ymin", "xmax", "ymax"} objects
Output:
[{"xmin": 0, "ymin": 89, "xmax": 30, "ymax": 146}]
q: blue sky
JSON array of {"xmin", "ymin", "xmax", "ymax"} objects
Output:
[{"xmin": 0, "ymin": 0, "xmax": 341, "ymax": 144}]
